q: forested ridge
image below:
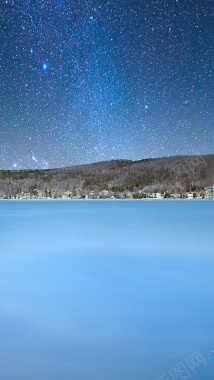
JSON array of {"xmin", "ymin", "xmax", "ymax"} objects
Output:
[{"xmin": 0, "ymin": 155, "xmax": 213, "ymax": 196}]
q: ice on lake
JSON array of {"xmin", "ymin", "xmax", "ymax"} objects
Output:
[{"xmin": 0, "ymin": 200, "xmax": 214, "ymax": 379}]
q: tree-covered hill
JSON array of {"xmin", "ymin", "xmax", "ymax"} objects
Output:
[{"xmin": 0, "ymin": 154, "xmax": 213, "ymax": 196}]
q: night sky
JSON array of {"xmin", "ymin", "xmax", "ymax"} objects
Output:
[{"xmin": 0, "ymin": 0, "xmax": 213, "ymax": 170}]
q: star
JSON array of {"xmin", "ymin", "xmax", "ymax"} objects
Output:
[
  {"xmin": 32, "ymin": 155, "xmax": 38, "ymax": 163},
  {"xmin": 42, "ymin": 63, "xmax": 48, "ymax": 71}
]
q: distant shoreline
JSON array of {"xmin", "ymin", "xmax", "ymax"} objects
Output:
[{"xmin": 0, "ymin": 198, "xmax": 213, "ymax": 201}]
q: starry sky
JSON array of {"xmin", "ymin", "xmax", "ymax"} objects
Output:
[{"xmin": 0, "ymin": 0, "xmax": 213, "ymax": 169}]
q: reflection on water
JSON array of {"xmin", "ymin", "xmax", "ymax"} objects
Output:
[{"xmin": 0, "ymin": 200, "xmax": 214, "ymax": 379}]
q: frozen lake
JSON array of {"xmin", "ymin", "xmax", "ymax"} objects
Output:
[{"xmin": 0, "ymin": 200, "xmax": 214, "ymax": 379}]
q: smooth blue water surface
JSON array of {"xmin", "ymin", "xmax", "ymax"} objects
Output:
[{"xmin": 0, "ymin": 200, "xmax": 214, "ymax": 380}]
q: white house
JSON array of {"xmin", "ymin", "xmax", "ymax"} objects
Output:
[{"xmin": 187, "ymin": 193, "xmax": 193, "ymax": 199}]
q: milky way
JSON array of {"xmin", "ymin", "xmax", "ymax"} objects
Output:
[{"xmin": 0, "ymin": 0, "xmax": 213, "ymax": 169}]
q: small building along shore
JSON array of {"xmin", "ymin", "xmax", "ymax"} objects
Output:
[{"xmin": 1, "ymin": 186, "xmax": 214, "ymax": 200}]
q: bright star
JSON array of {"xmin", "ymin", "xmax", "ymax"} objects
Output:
[
  {"xmin": 42, "ymin": 63, "xmax": 48, "ymax": 71},
  {"xmin": 13, "ymin": 163, "xmax": 17, "ymax": 168},
  {"xmin": 32, "ymin": 154, "xmax": 38, "ymax": 162}
]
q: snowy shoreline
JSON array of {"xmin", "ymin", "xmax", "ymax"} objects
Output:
[{"xmin": 0, "ymin": 198, "xmax": 213, "ymax": 201}]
